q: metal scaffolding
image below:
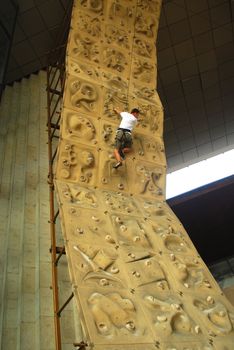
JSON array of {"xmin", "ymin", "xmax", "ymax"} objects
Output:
[
  {"xmin": 46, "ymin": 45, "xmax": 88, "ymax": 350},
  {"xmin": 46, "ymin": 2, "xmax": 77, "ymax": 347},
  {"xmin": 46, "ymin": 43, "xmax": 66, "ymax": 350}
]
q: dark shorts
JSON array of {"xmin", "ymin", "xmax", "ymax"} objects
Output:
[{"xmin": 115, "ymin": 129, "xmax": 132, "ymax": 149}]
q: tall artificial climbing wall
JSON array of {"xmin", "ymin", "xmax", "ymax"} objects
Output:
[{"xmin": 54, "ymin": 1, "xmax": 234, "ymax": 349}]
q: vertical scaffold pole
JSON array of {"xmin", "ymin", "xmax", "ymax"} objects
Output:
[{"xmin": 46, "ymin": 60, "xmax": 63, "ymax": 350}]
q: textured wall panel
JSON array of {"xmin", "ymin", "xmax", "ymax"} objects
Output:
[{"xmin": 55, "ymin": 1, "xmax": 234, "ymax": 349}]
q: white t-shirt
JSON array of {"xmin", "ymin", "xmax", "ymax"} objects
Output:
[{"xmin": 119, "ymin": 112, "xmax": 137, "ymax": 131}]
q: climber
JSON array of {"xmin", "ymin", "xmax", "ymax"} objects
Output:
[{"xmin": 113, "ymin": 107, "xmax": 140, "ymax": 169}]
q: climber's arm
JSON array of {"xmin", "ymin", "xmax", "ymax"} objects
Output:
[{"xmin": 113, "ymin": 107, "xmax": 121, "ymax": 115}]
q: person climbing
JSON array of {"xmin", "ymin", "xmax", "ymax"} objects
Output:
[{"xmin": 113, "ymin": 107, "xmax": 140, "ymax": 169}]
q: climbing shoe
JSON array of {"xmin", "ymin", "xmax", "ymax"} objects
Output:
[{"xmin": 113, "ymin": 161, "xmax": 122, "ymax": 169}]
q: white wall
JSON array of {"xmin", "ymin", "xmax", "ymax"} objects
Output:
[{"xmin": 0, "ymin": 72, "xmax": 78, "ymax": 350}]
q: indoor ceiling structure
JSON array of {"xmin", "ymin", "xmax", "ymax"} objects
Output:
[
  {"xmin": 2, "ymin": 0, "xmax": 73, "ymax": 83},
  {"xmin": 157, "ymin": 0, "xmax": 234, "ymax": 171},
  {"xmin": 1, "ymin": 0, "xmax": 234, "ymax": 268}
]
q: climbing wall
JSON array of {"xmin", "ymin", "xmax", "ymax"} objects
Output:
[{"xmin": 54, "ymin": 1, "xmax": 234, "ymax": 349}]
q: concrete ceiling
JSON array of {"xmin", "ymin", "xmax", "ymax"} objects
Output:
[
  {"xmin": 3, "ymin": 0, "xmax": 234, "ymax": 172},
  {"xmin": 158, "ymin": 0, "xmax": 234, "ymax": 171}
]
